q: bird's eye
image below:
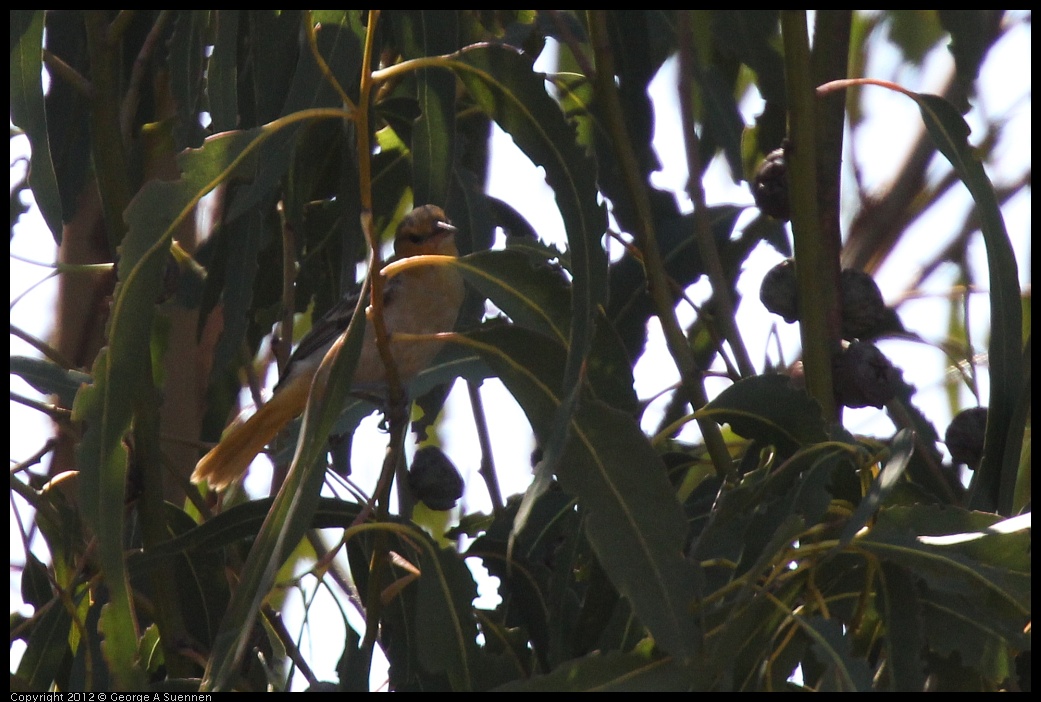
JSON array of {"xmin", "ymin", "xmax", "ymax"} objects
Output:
[{"xmin": 408, "ymin": 233, "xmax": 425, "ymax": 244}]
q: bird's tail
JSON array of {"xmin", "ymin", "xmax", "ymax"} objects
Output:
[{"xmin": 192, "ymin": 380, "xmax": 309, "ymax": 490}]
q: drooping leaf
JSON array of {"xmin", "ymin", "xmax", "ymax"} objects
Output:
[
  {"xmin": 447, "ymin": 43, "xmax": 608, "ymax": 393},
  {"xmin": 206, "ymin": 10, "xmax": 241, "ymax": 133},
  {"xmin": 415, "ymin": 541, "xmax": 480, "ymax": 691},
  {"xmin": 10, "ymin": 356, "xmax": 92, "ymax": 408},
  {"xmin": 607, "ymin": 205, "xmax": 744, "ymax": 362},
  {"xmin": 70, "ymin": 119, "xmax": 349, "ymax": 692},
  {"xmin": 453, "ymin": 248, "xmax": 572, "ymax": 345},
  {"xmin": 14, "ymin": 589, "xmax": 72, "ymax": 691},
  {"xmin": 937, "ymin": 10, "xmax": 1003, "ymax": 102},
  {"xmin": 909, "ymin": 92, "xmax": 1023, "ymax": 514},
  {"xmin": 167, "ymin": 10, "xmax": 210, "ymax": 149},
  {"xmin": 464, "ymin": 325, "xmax": 701, "ymax": 659},
  {"xmin": 798, "ymin": 616, "xmax": 874, "ymax": 691},
  {"xmin": 10, "ymin": 10, "xmax": 63, "ymax": 243},
  {"xmin": 856, "ymin": 506, "xmax": 1031, "ymax": 668},
  {"xmin": 836, "ymin": 428, "xmax": 915, "ymax": 547},
  {"xmin": 391, "ymin": 10, "xmax": 459, "ymax": 208},
  {"xmin": 697, "ymin": 374, "xmax": 828, "ymax": 453},
  {"xmin": 202, "ymin": 274, "xmax": 369, "ymax": 692},
  {"xmin": 877, "ymin": 561, "xmax": 927, "ymax": 692}
]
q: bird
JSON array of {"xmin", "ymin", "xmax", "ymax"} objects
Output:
[{"xmin": 191, "ymin": 204, "xmax": 465, "ymax": 490}]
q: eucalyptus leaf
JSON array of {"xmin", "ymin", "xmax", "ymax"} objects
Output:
[
  {"xmin": 465, "ymin": 325, "xmax": 701, "ymax": 659},
  {"xmin": 697, "ymin": 374, "xmax": 828, "ymax": 452},
  {"xmin": 10, "ymin": 10, "xmax": 63, "ymax": 243}
]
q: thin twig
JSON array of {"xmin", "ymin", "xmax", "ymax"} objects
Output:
[
  {"xmin": 10, "ymin": 324, "xmax": 76, "ymax": 369},
  {"xmin": 120, "ymin": 10, "xmax": 171, "ymax": 142},
  {"xmin": 675, "ymin": 13, "xmax": 755, "ymax": 379},
  {"xmin": 468, "ymin": 380, "xmax": 504, "ymax": 517},
  {"xmin": 587, "ymin": 11, "xmax": 734, "ymax": 480}
]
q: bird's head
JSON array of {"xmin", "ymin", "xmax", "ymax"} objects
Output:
[{"xmin": 393, "ymin": 204, "xmax": 458, "ymax": 258}]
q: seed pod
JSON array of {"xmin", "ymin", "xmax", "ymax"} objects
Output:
[
  {"xmin": 752, "ymin": 145, "xmax": 790, "ymax": 221},
  {"xmin": 408, "ymin": 446, "xmax": 464, "ymax": 511},
  {"xmin": 944, "ymin": 407, "xmax": 988, "ymax": 470},
  {"xmin": 832, "ymin": 340, "xmax": 901, "ymax": 409},
  {"xmin": 840, "ymin": 269, "xmax": 887, "ymax": 340},
  {"xmin": 760, "ymin": 258, "xmax": 799, "ymax": 323}
]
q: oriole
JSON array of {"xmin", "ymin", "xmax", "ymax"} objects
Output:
[{"xmin": 192, "ymin": 205, "xmax": 465, "ymax": 490}]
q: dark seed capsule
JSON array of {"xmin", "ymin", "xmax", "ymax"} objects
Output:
[
  {"xmin": 760, "ymin": 258, "xmax": 799, "ymax": 323},
  {"xmin": 840, "ymin": 269, "xmax": 887, "ymax": 340},
  {"xmin": 833, "ymin": 341, "xmax": 901, "ymax": 409},
  {"xmin": 945, "ymin": 407, "xmax": 988, "ymax": 470},
  {"xmin": 408, "ymin": 446, "xmax": 465, "ymax": 511},
  {"xmin": 752, "ymin": 146, "xmax": 790, "ymax": 221}
]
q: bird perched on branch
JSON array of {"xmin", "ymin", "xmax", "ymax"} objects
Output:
[{"xmin": 192, "ymin": 205, "xmax": 465, "ymax": 490}]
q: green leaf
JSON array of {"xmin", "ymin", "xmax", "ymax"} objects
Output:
[
  {"xmin": 876, "ymin": 561, "xmax": 927, "ymax": 691},
  {"xmin": 937, "ymin": 11, "xmax": 1003, "ymax": 101},
  {"xmin": 695, "ymin": 64, "xmax": 746, "ymax": 182},
  {"xmin": 607, "ymin": 205, "xmax": 744, "ymax": 362},
  {"xmin": 465, "ymin": 326, "xmax": 701, "ymax": 660},
  {"xmin": 447, "ymin": 43, "xmax": 608, "ymax": 392},
  {"xmin": 10, "ymin": 356, "xmax": 92, "ymax": 408},
  {"xmin": 168, "ymin": 10, "xmax": 210, "ymax": 149},
  {"xmin": 206, "ymin": 10, "xmax": 241, "ymax": 132},
  {"xmin": 836, "ymin": 428, "xmax": 915, "ymax": 547},
  {"xmin": 71, "ymin": 116, "xmax": 348, "ymax": 692},
  {"xmin": 415, "ymin": 542, "xmax": 479, "ymax": 691},
  {"xmin": 393, "ymin": 11, "xmax": 459, "ymax": 207},
  {"xmin": 10, "ymin": 10, "xmax": 63, "ymax": 243},
  {"xmin": 201, "ymin": 208, "xmax": 265, "ymax": 387},
  {"xmin": 130, "ymin": 498, "xmax": 363, "ymax": 570},
  {"xmin": 453, "ymin": 248, "xmax": 572, "ymax": 345},
  {"xmin": 15, "ymin": 593, "xmax": 72, "ymax": 691},
  {"xmin": 856, "ymin": 506, "xmax": 1031, "ymax": 658},
  {"xmin": 696, "ymin": 374, "xmax": 828, "ymax": 452},
  {"xmin": 908, "ymin": 92, "xmax": 1024, "ymax": 514},
  {"xmin": 202, "ymin": 276, "xmax": 369, "ymax": 692},
  {"xmin": 798, "ymin": 616, "xmax": 874, "ymax": 691}
]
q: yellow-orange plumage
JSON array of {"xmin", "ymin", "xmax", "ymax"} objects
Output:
[{"xmin": 191, "ymin": 205, "xmax": 464, "ymax": 490}]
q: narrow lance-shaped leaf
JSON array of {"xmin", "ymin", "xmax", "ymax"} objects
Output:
[
  {"xmin": 202, "ymin": 273, "xmax": 369, "ymax": 692},
  {"xmin": 696, "ymin": 374, "xmax": 828, "ymax": 453},
  {"xmin": 447, "ymin": 44, "xmax": 608, "ymax": 391},
  {"xmin": 73, "ymin": 114, "xmax": 347, "ymax": 691},
  {"xmin": 463, "ymin": 326, "xmax": 701, "ymax": 660},
  {"xmin": 393, "ymin": 10, "xmax": 459, "ymax": 208},
  {"xmin": 797, "ymin": 616, "xmax": 874, "ymax": 691},
  {"xmin": 452, "ymin": 248, "xmax": 572, "ymax": 345},
  {"xmin": 10, "ymin": 10, "xmax": 64, "ymax": 243},
  {"xmin": 836, "ymin": 428, "xmax": 915, "ymax": 548},
  {"xmin": 877, "ymin": 562, "xmax": 927, "ymax": 692},
  {"xmin": 909, "ymin": 92, "xmax": 1023, "ymax": 515},
  {"xmin": 443, "ymin": 44, "xmax": 608, "ymax": 552},
  {"xmin": 74, "ymin": 128, "xmax": 265, "ymax": 688},
  {"xmin": 415, "ymin": 541, "xmax": 480, "ymax": 691},
  {"xmin": 497, "ymin": 648, "xmax": 692, "ymax": 692}
]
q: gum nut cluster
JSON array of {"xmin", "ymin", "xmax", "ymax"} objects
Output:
[
  {"xmin": 945, "ymin": 406, "xmax": 989, "ymax": 470},
  {"xmin": 832, "ymin": 340, "xmax": 901, "ymax": 409},
  {"xmin": 408, "ymin": 445, "xmax": 465, "ymax": 511},
  {"xmin": 752, "ymin": 146, "xmax": 790, "ymax": 221},
  {"xmin": 760, "ymin": 261, "xmax": 888, "ymax": 341},
  {"xmin": 759, "ymin": 258, "xmax": 799, "ymax": 323}
]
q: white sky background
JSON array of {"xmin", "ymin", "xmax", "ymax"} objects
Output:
[{"xmin": 10, "ymin": 13, "xmax": 1031, "ymax": 689}]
